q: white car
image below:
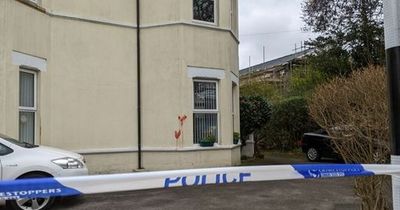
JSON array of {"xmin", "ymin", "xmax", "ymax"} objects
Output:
[{"xmin": 0, "ymin": 133, "xmax": 88, "ymax": 210}]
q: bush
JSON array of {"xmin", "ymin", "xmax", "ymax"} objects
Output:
[
  {"xmin": 240, "ymin": 96, "xmax": 272, "ymax": 139},
  {"xmin": 288, "ymin": 66, "xmax": 327, "ymax": 97},
  {"xmin": 240, "ymin": 82, "xmax": 283, "ymax": 104},
  {"xmin": 262, "ymin": 97, "xmax": 319, "ymax": 151},
  {"xmin": 309, "ymin": 66, "xmax": 390, "ymax": 209}
]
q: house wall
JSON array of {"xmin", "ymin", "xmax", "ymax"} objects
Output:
[
  {"xmin": 44, "ymin": 14, "xmax": 138, "ymax": 151},
  {"xmin": 142, "ymin": 146, "xmax": 241, "ymax": 171},
  {"xmin": 0, "ymin": 0, "xmax": 6, "ymax": 133},
  {"xmin": 0, "ymin": 0, "xmax": 50, "ymax": 141},
  {"xmin": 140, "ymin": 0, "xmax": 240, "ymax": 149},
  {"xmin": 43, "ymin": 0, "xmax": 137, "ymax": 25},
  {"xmin": 0, "ymin": 0, "xmax": 240, "ymax": 173},
  {"xmin": 83, "ymin": 146, "xmax": 241, "ymax": 174}
]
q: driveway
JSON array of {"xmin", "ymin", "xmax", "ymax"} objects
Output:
[{"xmin": 1, "ymin": 151, "xmax": 360, "ymax": 210}]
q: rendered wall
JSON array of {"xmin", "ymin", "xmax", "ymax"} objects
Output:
[
  {"xmin": 44, "ymin": 0, "xmax": 137, "ymax": 25},
  {"xmin": 0, "ymin": 0, "xmax": 240, "ymax": 173},
  {"xmin": 0, "ymin": 0, "xmax": 5, "ymax": 133},
  {"xmin": 140, "ymin": 0, "xmax": 240, "ymax": 148},
  {"xmin": 84, "ymin": 146, "xmax": 241, "ymax": 174},
  {"xmin": 43, "ymin": 16, "xmax": 138, "ymax": 150},
  {"xmin": 142, "ymin": 147, "xmax": 241, "ymax": 171},
  {"xmin": 0, "ymin": 0, "xmax": 50, "ymax": 140}
]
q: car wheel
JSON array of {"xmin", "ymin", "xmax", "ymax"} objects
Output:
[
  {"xmin": 306, "ymin": 147, "xmax": 321, "ymax": 162},
  {"xmin": 7, "ymin": 173, "xmax": 55, "ymax": 210}
]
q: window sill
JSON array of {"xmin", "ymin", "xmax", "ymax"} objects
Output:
[
  {"xmin": 192, "ymin": 19, "xmax": 218, "ymax": 27},
  {"xmin": 15, "ymin": 0, "xmax": 46, "ymax": 13},
  {"xmin": 178, "ymin": 144, "xmax": 241, "ymax": 151}
]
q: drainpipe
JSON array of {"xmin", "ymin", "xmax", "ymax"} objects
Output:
[
  {"xmin": 136, "ymin": 0, "xmax": 143, "ymax": 169},
  {"xmin": 384, "ymin": 0, "xmax": 400, "ymax": 209}
]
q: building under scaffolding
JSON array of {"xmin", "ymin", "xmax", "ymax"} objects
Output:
[{"xmin": 240, "ymin": 49, "xmax": 314, "ymax": 86}]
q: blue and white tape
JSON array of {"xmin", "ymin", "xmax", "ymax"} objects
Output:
[{"xmin": 1, "ymin": 164, "xmax": 399, "ymax": 200}]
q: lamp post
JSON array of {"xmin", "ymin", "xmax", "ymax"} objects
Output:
[{"xmin": 384, "ymin": 0, "xmax": 400, "ymax": 209}]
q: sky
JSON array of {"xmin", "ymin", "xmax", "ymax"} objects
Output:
[{"xmin": 239, "ymin": 0, "xmax": 317, "ymax": 69}]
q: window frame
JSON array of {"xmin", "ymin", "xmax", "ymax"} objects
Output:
[
  {"xmin": 192, "ymin": 0, "xmax": 219, "ymax": 26},
  {"xmin": 19, "ymin": 69, "xmax": 38, "ymax": 144},
  {"xmin": 193, "ymin": 79, "xmax": 220, "ymax": 144},
  {"xmin": 193, "ymin": 79, "xmax": 219, "ymax": 113}
]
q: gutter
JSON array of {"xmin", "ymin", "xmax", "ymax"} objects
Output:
[{"xmin": 136, "ymin": 0, "xmax": 143, "ymax": 169}]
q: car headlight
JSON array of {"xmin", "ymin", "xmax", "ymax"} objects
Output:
[{"xmin": 52, "ymin": 157, "xmax": 84, "ymax": 169}]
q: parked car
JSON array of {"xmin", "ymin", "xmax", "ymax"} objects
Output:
[
  {"xmin": 0, "ymin": 133, "xmax": 88, "ymax": 210},
  {"xmin": 300, "ymin": 129, "xmax": 342, "ymax": 162}
]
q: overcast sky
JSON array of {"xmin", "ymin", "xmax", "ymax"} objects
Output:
[{"xmin": 239, "ymin": 0, "xmax": 317, "ymax": 69}]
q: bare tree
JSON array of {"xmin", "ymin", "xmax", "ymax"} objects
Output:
[{"xmin": 309, "ymin": 66, "xmax": 391, "ymax": 210}]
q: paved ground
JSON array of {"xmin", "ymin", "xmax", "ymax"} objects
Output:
[
  {"xmin": 51, "ymin": 178, "xmax": 359, "ymax": 210},
  {"xmin": 1, "ymin": 151, "xmax": 360, "ymax": 210}
]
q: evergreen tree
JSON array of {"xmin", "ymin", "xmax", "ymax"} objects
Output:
[{"xmin": 302, "ymin": 0, "xmax": 385, "ymax": 76}]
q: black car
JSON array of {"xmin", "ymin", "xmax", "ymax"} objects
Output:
[{"xmin": 300, "ymin": 129, "xmax": 341, "ymax": 162}]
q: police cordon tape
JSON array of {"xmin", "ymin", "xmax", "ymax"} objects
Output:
[{"xmin": 1, "ymin": 164, "xmax": 400, "ymax": 200}]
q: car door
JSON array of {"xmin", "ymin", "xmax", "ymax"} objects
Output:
[
  {"xmin": 311, "ymin": 130, "xmax": 332, "ymax": 156},
  {"xmin": 315, "ymin": 135, "xmax": 330, "ymax": 154}
]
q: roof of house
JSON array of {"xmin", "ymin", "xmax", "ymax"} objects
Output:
[{"xmin": 240, "ymin": 49, "xmax": 313, "ymax": 76}]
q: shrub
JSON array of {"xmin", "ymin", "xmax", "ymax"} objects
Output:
[
  {"xmin": 240, "ymin": 82, "xmax": 283, "ymax": 104},
  {"xmin": 309, "ymin": 66, "xmax": 390, "ymax": 209},
  {"xmin": 240, "ymin": 96, "xmax": 272, "ymax": 139},
  {"xmin": 262, "ymin": 97, "xmax": 319, "ymax": 151},
  {"xmin": 288, "ymin": 66, "xmax": 327, "ymax": 97}
]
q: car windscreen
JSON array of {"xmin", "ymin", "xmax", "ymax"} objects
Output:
[{"xmin": 0, "ymin": 133, "xmax": 38, "ymax": 148}]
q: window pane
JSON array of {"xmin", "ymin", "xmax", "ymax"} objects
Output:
[
  {"xmin": 193, "ymin": 0, "xmax": 215, "ymax": 23},
  {"xmin": 20, "ymin": 72, "xmax": 35, "ymax": 108},
  {"xmin": 0, "ymin": 144, "xmax": 12, "ymax": 156},
  {"xmin": 194, "ymin": 81, "xmax": 217, "ymax": 110},
  {"xmin": 193, "ymin": 113, "xmax": 218, "ymax": 143},
  {"xmin": 19, "ymin": 112, "xmax": 35, "ymax": 144}
]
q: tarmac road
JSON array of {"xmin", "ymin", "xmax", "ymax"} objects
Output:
[
  {"xmin": 50, "ymin": 178, "xmax": 359, "ymax": 210},
  {"xmin": 1, "ymin": 152, "xmax": 359, "ymax": 210}
]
